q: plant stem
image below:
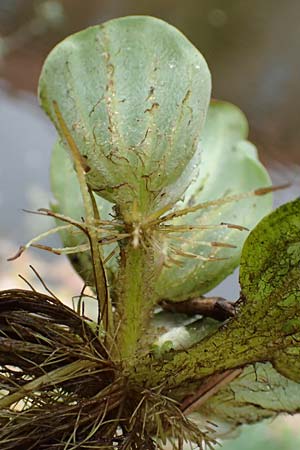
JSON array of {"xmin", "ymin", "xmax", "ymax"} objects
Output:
[
  {"xmin": 129, "ymin": 319, "xmax": 282, "ymax": 392},
  {"xmin": 115, "ymin": 241, "xmax": 157, "ymax": 361}
]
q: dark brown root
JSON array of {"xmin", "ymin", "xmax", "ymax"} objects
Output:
[{"xmin": 0, "ymin": 289, "xmax": 216, "ymax": 449}]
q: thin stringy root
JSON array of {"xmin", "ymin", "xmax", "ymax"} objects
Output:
[
  {"xmin": 0, "ymin": 289, "xmax": 216, "ymax": 450},
  {"xmin": 8, "ymin": 182, "xmax": 286, "ymax": 267}
]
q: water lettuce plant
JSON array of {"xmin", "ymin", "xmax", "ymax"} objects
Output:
[{"xmin": 1, "ymin": 16, "xmax": 299, "ymax": 450}]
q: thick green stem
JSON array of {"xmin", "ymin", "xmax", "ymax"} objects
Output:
[
  {"xmin": 115, "ymin": 241, "xmax": 157, "ymax": 361},
  {"xmin": 130, "ymin": 317, "xmax": 295, "ymax": 392}
]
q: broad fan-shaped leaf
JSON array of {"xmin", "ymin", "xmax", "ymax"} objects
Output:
[
  {"xmin": 40, "ymin": 16, "xmax": 211, "ymax": 219},
  {"xmin": 193, "ymin": 363, "xmax": 300, "ymax": 435},
  {"xmin": 155, "ymin": 100, "xmax": 272, "ymax": 300}
]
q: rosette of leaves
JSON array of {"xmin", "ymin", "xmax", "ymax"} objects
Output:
[
  {"xmin": 41, "ymin": 16, "xmax": 219, "ymax": 359},
  {"xmin": 42, "ymin": 13, "xmax": 277, "ymax": 377},
  {"xmin": 1, "ymin": 14, "xmax": 300, "ymax": 450}
]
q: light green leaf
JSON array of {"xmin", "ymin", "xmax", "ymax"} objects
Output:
[
  {"xmin": 40, "ymin": 16, "xmax": 211, "ymax": 219},
  {"xmin": 155, "ymin": 100, "xmax": 272, "ymax": 300},
  {"xmin": 50, "ymin": 140, "xmax": 117, "ymax": 286},
  {"xmin": 222, "ymin": 422, "xmax": 300, "ymax": 450},
  {"xmin": 193, "ymin": 363, "xmax": 300, "ymax": 435}
]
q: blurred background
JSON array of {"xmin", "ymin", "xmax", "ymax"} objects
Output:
[{"xmin": 0, "ymin": 1, "xmax": 299, "ymax": 448}]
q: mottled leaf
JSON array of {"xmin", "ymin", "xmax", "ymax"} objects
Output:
[{"xmin": 239, "ymin": 197, "xmax": 300, "ymax": 382}]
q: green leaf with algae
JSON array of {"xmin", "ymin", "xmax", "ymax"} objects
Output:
[
  {"xmin": 40, "ymin": 15, "xmax": 211, "ymax": 220},
  {"xmin": 131, "ymin": 199, "xmax": 300, "ymax": 390},
  {"xmin": 239, "ymin": 197, "xmax": 300, "ymax": 383}
]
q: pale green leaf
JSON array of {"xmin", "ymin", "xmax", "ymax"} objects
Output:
[
  {"xmin": 155, "ymin": 100, "xmax": 272, "ymax": 300},
  {"xmin": 50, "ymin": 140, "xmax": 116, "ymax": 286},
  {"xmin": 193, "ymin": 363, "xmax": 300, "ymax": 435},
  {"xmin": 40, "ymin": 16, "xmax": 211, "ymax": 219}
]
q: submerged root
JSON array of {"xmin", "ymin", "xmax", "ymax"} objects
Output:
[{"xmin": 0, "ymin": 289, "xmax": 216, "ymax": 450}]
